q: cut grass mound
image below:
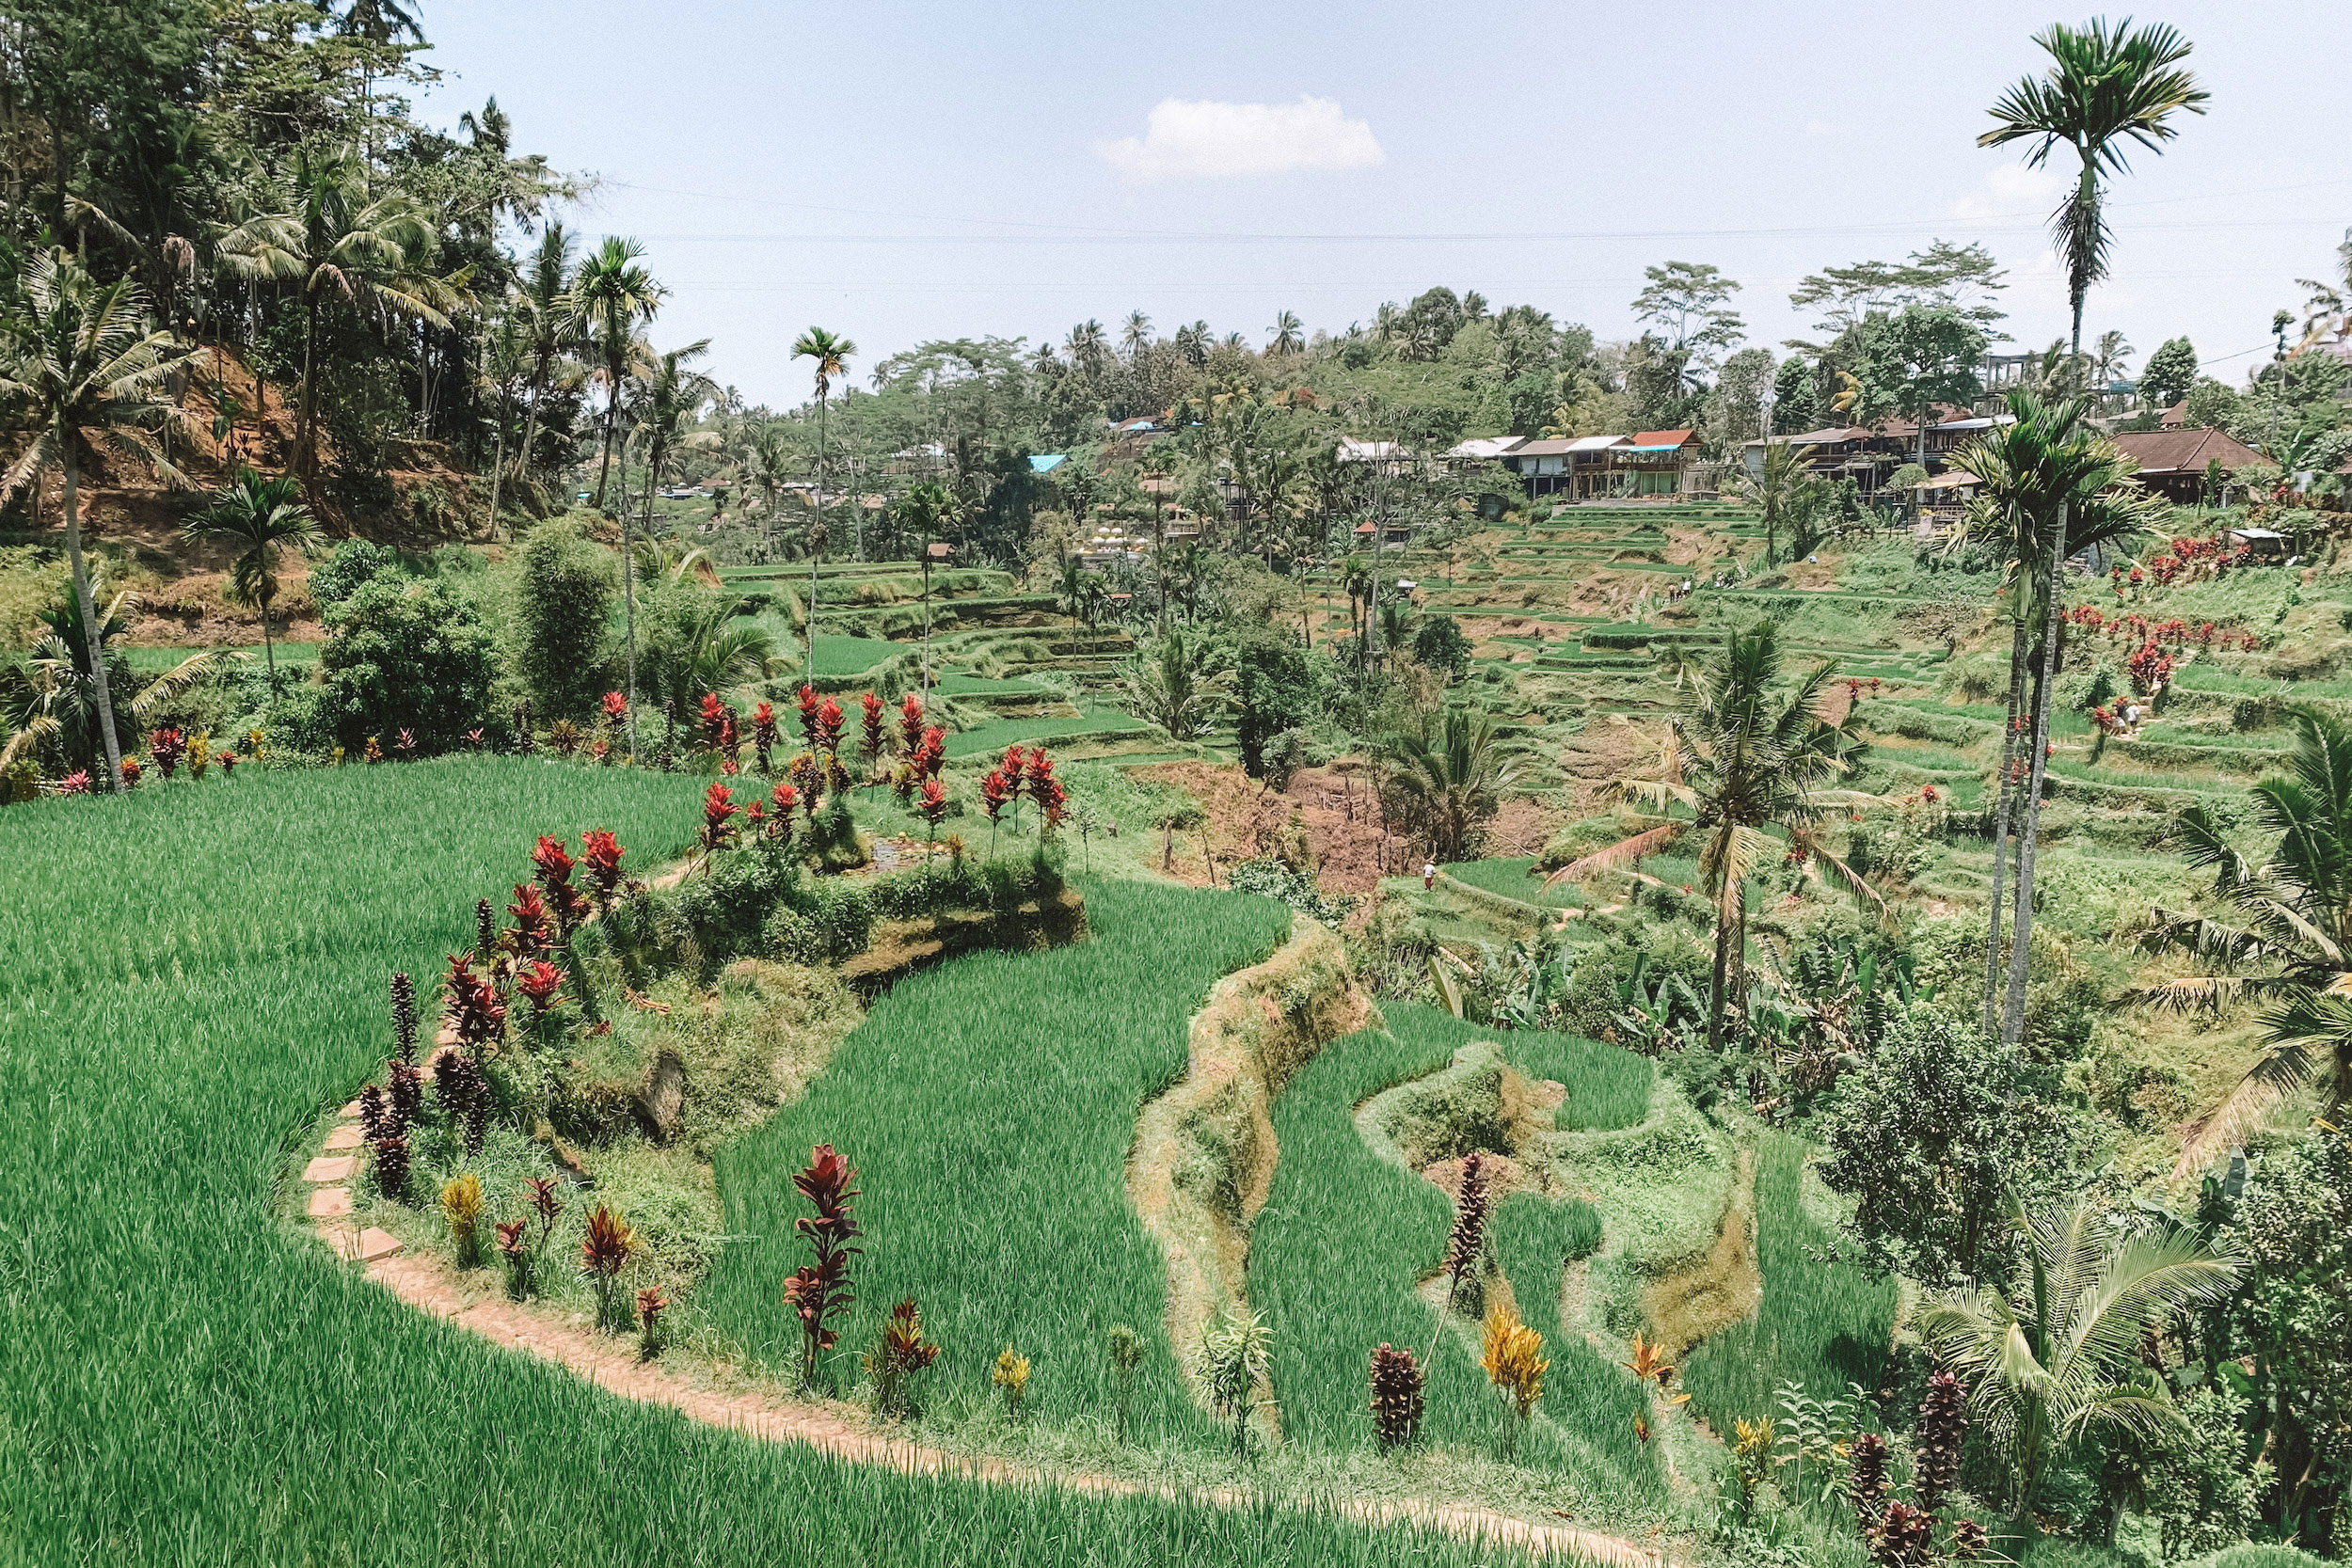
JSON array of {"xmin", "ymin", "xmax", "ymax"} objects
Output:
[
  {"xmin": 1678, "ymin": 1129, "xmax": 1897, "ymax": 1431},
  {"xmin": 703, "ymin": 879, "xmax": 1295, "ymax": 1444},
  {"xmin": 0, "ymin": 766, "xmax": 1522, "ymax": 1566},
  {"xmin": 1250, "ymin": 1003, "xmax": 1660, "ymax": 1507}
]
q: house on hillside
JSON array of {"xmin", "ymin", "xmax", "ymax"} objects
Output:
[
  {"xmin": 2109, "ymin": 427, "xmax": 2263, "ymax": 502},
  {"xmin": 1501, "ymin": 435, "xmax": 1628, "ymax": 499},
  {"xmin": 1619, "ymin": 429, "xmax": 1702, "ymax": 496},
  {"xmin": 1443, "ymin": 436, "xmax": 1525, "ymax": 466}
]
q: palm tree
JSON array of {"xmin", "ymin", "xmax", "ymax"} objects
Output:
[
  {"xmin": 181, "ymin": 468, "xmax": 324, "ymax": 689},
  {"xmin": 0, "ymin": 250, "xmax": 194, "ymax": 792},
  {"xmin": 2090, "ymin": 329, "xmax": 2133, "ymax": 393},
  {"xmin": 1918, "ymin": 1196, "xmax": 2236, "ymax": 1526},
  {"xmin": 1057, "ymin": 550, "xmax": 1086, "ymax": 642},
  {"xmin": 1382, "ymin": 705, "xmax": 1524, "ymax": 865},
  {"xmin": 511, "ymin": 222, "xmax": 579, "ymax": 503},
  {"xmin": 1545, "ymin": 623, "xmax": 1878, "ymax": 1049},
  {"xmin": 2137, "ymin": 705, "xmax": 2352, "ymax": 1166},
  {"xmin": 1268, "ymin": 310, "xmax": 1304, "ymax": 357},
  {"xmin": 564, "ymin": 236, "xmax": 663, "ymax": 514},
  {"xmin": 627, "ymin": 341, "xmax": 717, "ymax": 735},
  {"xmin": 1979, "ymin": 20, "xmax": 2205, "ymax": 372},
  {"xmin": 898, "ymin": 483, "xmax": 958, "ymax": 689},
  {"xmin": 216, "ymin": 148, "xmax": 452, "ymax": 479},
  {"xmin": 1120, "ymin": 309, "xmax": 1152, "ymax": 359},
  {"xmin": 791, "ymin": 325, "xmax": 855, "ymax": 677},
  {"xmin": 2, "ymin": 573, "xmax": 228, "ymax": 778},
  {"xmin": 747, "ymin": 419, "xmax": 795, "ymax": 542},
  {"xmin": 643, "ymin": 597, "xmax": 780, "ymax": 714},
  {"xmin": 1948, "ymin": 394, "xmax": 2160, "ymax": 1043},
  {"xmin": 1125, "ymin": 629, "xmax": 1233, "ymax": 744},
  {"xmin": 1730, "ymin": 435, "xmax": 1810, "ymax": 566}
]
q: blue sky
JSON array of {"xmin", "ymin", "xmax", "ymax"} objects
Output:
[{"xmin": 416, "ymin": 0, "xmax": 2352, "ymax": 409}]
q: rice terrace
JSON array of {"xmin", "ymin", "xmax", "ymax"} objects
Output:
[{"xmin": 7, "ymin": 3, "xmax": 2352, "ymax": 1565}]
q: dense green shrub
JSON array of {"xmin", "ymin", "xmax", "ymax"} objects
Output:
[
  {"xmin": 308, "ymin": 538, "xmax": 398, "ymax": 612},
  {"xmin": 510, "ymin": 520, "xmax": 614, "ymax": 721},
  {"xmin": 317, "ymin": 576, "xmax": 497, "ymax": 752}
]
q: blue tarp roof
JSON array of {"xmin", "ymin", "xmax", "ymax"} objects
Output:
[{"xmin": 1029, "ymin": 454, "xmax": 1067, "ymax": 473}]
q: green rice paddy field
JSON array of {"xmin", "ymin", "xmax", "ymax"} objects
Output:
[{"xmin": 0, "ymin": 762, "xmax": 1527, "ymax": 1567}]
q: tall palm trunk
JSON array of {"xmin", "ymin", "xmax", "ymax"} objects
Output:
[
  {"xmin": 298, "ymin": 287, "xmax": 321, "ymax": 478},
  {"xmin": 620, "ymin": 499, "xmax": 638, "ymax": 759},
  {"xmin": 259, "ymin": 584, "xmax": 278, "ymax": 689},
  {"xmin": 1983, "ymin": 618, "xmax": 2031, "ymax": 1033},
  {"xmin": 2005, "ymin": 531, "xmax": 2071, "ymax": 1046},
  {"xmin": 807, "ymin": 388, "xmax": 825, "ymax": 679},
  {"xmin": 593, "ymin": 361, "xmax": 619, "ymax": 512},
  {"xmin": 60, "ymin": 439, "xmax": 123, "ymax": 791},
  {"xmin": 1707, "ymin": 894, "xmax": 1733, "ymax": 1052}
]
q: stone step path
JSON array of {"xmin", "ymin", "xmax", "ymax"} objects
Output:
[{"xmin": 303, "ymin": 1096, "xmax": 402, "ymax": 1267}]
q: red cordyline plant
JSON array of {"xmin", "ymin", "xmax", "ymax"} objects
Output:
[
  {"xmin": 753, "ymin": 702, "xmax": 777, "ymax": 774},
  {"xmin": 816, "ymin": 696, "xmax": 846, "ymax": 757},
  {"xmin": 1000, "ymin": 744, "xmax": 1027, "ymax": 828},
  {"xmin": 788, "ymin": 750, "xmax": 819, "ymax": 810},
  {"xmin": 602, "ymin": 690, "xmax": 628, "ymax": 726},
  {"xmin": 357, "ymin": 1083, "xmax": 388, "ymax": 1141},
  {"xmin": 781, "ymin": 1143, "xmax": 861, "ymax": 1390},
  {"xmin": 797, "ymin": 684, "xmax": 822, "ymax": 749},
  {"xmin": 524, "ymin": 1175, "xmax": 564, "ymax": 1249},
  {"xmin": 390, "ymin": 972, "xmax": 421, "ymax": 1064},
  {"xmin": 702, "ymin": 782, "xmax": 739, "ymax": 851},
  {"xmin": 637, "ymin": 1286, "xmax": 668, "ymax": 1357},
  {"xmin": 769, "ymin": 784, "xmax": 800, "ymax": 847},
  {"xmin": 898, "ymin": 692, "xmax": 925, "ymax": 757},
  {"xmin": 495, "ymin": 1219, "xmax": 532, "ymax": 1299},
  {"xmin": 1445, "ymin": 1150, "xmax": 1490, "ymax": 1310},
  {"xmin": 698, "ymin": 691, "xmax": 728, "ymax": 752},
  {"xmin": 149, "ymin": 727, "xmax": 185, "ymax": 779},
  {"xmin": 371, "ymin": 1132, "xmax": 410, "ymax": 1199},
  {"xmin": 56, "ymin": 768, "xmax": 90, "ymax": 795},
  {"xmin": 119, "ymin": 755, "xmax": 142, "ymax": 788},
  {"xmin": 916, "ymin": 778, "xmax": 948, "ymax": 864},
  {"xmin": 1025, "ymin": 746, "xmax": 1066, "ymax": 826},
  {"xmin": 580, "ymin": 830, "xmax": 625, "ymax": 910},
  {"xmin": 1370, "ymin": 1343, "xmax": 1426, "ymax": 1450},
  {"xmin": 507, "ymin": 882, "xmax": 551, "ymax": 957},
  {"xmin": 387, "ymin": 1059, "xmax": 422, "ymax": 1132},
  {"xmin": 442, "ymin": 951, "xmax": 507, "ymax": 1053},
  {"xmin": 980, "ymin": 768, "xmax": 1012, "ymax": 858},
  {"xmin": 866, "ymin": 1296, "xmax": 941, "ymax": 1418},
  {"xmin": 580, "ymin": 1205, "xmax": 634, "ymax": 1332},
  {"xmin": 719, "ymin": 709, "xmax": 739, "ymax": 766},
  {"xmin": 859, "ymin": 691, "xmax": 886, "ymax": 774},
  {"xmin": 530, "ymin": 835, "xmax": 590, "ymax": 938},
  {"xmin": 516, "ymin": 958, "xmax": 564, "ymax": 1015}
]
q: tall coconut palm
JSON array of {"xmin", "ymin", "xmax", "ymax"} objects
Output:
[
  {"xmin": 1948, "ymin": 394, "xmax": 2160, "ymax": 1043},
  {"xmin": 1918, "ymin": 1196, "xmax": 2236, "ymax": 1525},
  {"xmin": 1120, "ymin": 309, "xmax": 1152, "ymax": 359},
  {"xmin": 510, "ymin": 222, "xmax": 579, "ymax": 502},
  {"xmin": 1979, "ymin": 19, "xmax": 2205, "ymax": 371},
  {"xmin": 1732, "ymin": 430, "xmax": 1814, "ymax": 567},
  {"xmin": 215, "ymin": 148, "xmax": 451, "ymax": 479},
  {"xmin": 564, "ymin": 236, "xmax": 663, "ymax": 515},
  {"xmin": 0, "ymin": 250, "xmax": 194, "ymax": 791},
  {"xmin": 1383, "ymin": 705, "xmax": 1525, "ymax": 865},
  {"xmin": 791, "ymin": 325, "xmax": 854, "ymax": 676},
  {"xmin": 898, "ymin": 482, "xmax": 958, "ymax": 689},
  {"xmin": 747, "ymin": 419, "xmax": 795, "ymax": 543},
  {"xmin": 1268, "ymin": 309, "xmax": 1304, "ymax": 357},
  {"xmin": 1546, "ymin": 622, "xmax": 1879, "ymax": 1048},
  {"xmin": 181, "ymin": 468, "xmax": 324, "ymax": 689},
  {"xmin": 2137, "ymin": 705, "xmax": 2352, "ymax": 1167},
  {"xmin": 623, "ymin": 340, "xmax": 715, "ymax": 740}
]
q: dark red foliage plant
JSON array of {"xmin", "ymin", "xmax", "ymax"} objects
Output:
[
  {"xmin": 866, "ymin": 1296, "xmax": 941, "ymax": 1418},
  {"xmin": 149, "ymin": 727, "xmax": 185, "ymax": 779},
  {"xmin": 1912, "ymin": 1370, "xmax": 1967, "ymax": 1517},
  {"xmin": 816, "ymin": 696, "xmax": 845, "ymax": 757},
  {"xmin": 1444, "ymin": 1150, "xmax": 1489, "ymax": 1310},
  {"xmin": 389, "ymin": 972, "xmax": 420, "ymax": 1064},
  {"xmin": 859, "ymin": 691, "xmax": 886, "ymax": 773},
  {"xmin": 1848, "ymin": 1431, "xmax": 1892, "ymax": 1527},
  {"xmin": 797, "ymin": 684, "xmax": 821, "ymax": 750},
  {"xmin": 524, "ymin": 1176, "xmax": 564, "ymax": 1249},
  {"xmin": 1369, "ymin": 1343, "xmax": 1426, "ymax": 1450},
  {"xmin": 387, "ymin": 1059, "xmax": 422, "ymax": 1133},
  {"xmin": 357, "ymin": 1084, "xmax": 387, "ymax": 1142},
  {"xmin": 898, "ymin": 692, "xmax": 924, "ymax": 757},
  {"xmin": 579, "ymin": 1205, "xmax": 634, "ymax": 1332},
  {"xmin": 531, "ymin": 835, "xmax": 591, "ymax": 938},
  {"xmin": 702, "ymin": 782, "xmax": 739, "ymax": 851},
  {"xmin": 580, "ymin": 830, "xmax": 626, "ymax": 909},
  {"xmin": 507, "ymin": 882, "xmax": 551, "ymax": 957},
  {"xmin": 441, "ymin": 952, "xmax": 506, "ymax": 1053},
  {"xmin": 780, "ymin": 1143, "xmax": 861, "ymax": 1390},
  {"xmin": 753, "ymin": 702, "xmax": 777, "ymax": 775},
  {"xmin": 698, "ymin": 691, "xmax": 727, "ymax": 752},
  {"xmin": 516, "ymin": 958, "xmax": 564, "ymax": 1016},
  {"xmin": 371, "ymin": 1132, "xmax": 410, "ymax": 1199}
]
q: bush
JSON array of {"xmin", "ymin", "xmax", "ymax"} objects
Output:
[
  {"xmin": 511, "ymin": 520, "xmax": 615, "ymax": 721},
  {"xmin": 318, "ymin": 576, "xmax": 497, "ymax": 752},
  {"xmin": 308, "ymin": 538, "xmax": 399, "ymax": 613},
  {"xmin": 1226, "ymin": 855, "xmax": 1353, "ymax": 927}
]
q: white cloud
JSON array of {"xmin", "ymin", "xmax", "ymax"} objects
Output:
[
  {"xmin": 1951, "ymin": 163, "xmax": 2070, "ymax": 221},
  {"xmin": 1097, "ymin": 96, "xmax": 1385, "ymax": 183}
]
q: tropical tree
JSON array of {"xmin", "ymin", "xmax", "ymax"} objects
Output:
[
  {"xmin": 0, "ymin": 250, "xmax": 194, "ymax": 791},
  {"xmin": 1979, "ymin": 19, "xmax": 2206, "ymax": 369},
  {"xmin": 1124, "ymin": 629, "xmax": 1234, "ymax": 744},
  {"xmin": 1948, "ymin": 394, "xmax": 2159, "ymax": 1044},
  {"xmin": 1, "ymin": 574, "xmax": 227, "ymax": 779},
  {"xmin": 215, "ymin": 148, "xmax": 453, "ymax": 479},
  {"xmin": 510, "ymin": 222, "xmax": 579, "ymax": 500},
  {"xmin": 1382, "ymin": 705, "xmax": 1524, "ymax": 865},
  {"xmin": 1917, "ymin": 1196, "xmax": 2237, "ymax": 1525},
  {"xmin": 181, "ymin": 468, "xmax": 324, "ymax": 689},
  {"xmin": 1268, "ymin": 309, "xmax": 1304, "ymax": 356},
  {"xmin": 643, "ymin": 597, "xmax": 779, "ymax": 713},
  {"xmin": 2137, "ymin": 705, "xmax": 2352, "ymax": 1166},
  {"xmin": 898, "ymin": 483, "xmax": 959, "ymax": 689},
  {"xmin": 563, "ymin": 235, "xmax": 663, "ymax": 514},
  {"xmin": 747, "ymin": 419, "xmax": 796, "ymax": 542},
  {"xmin": 791, "ymin": 325, "xmax": 855, "ymax": 676},
  {"xmin": 1546, "ymin": 622, "xmax": 1877, "ymax": 1048},
  {"xmin": 1731, "ymin": 430, "xmax": 1812, "ymax": 566}
]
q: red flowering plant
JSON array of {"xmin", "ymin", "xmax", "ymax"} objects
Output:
[
  {"xmin": 532, "ymin": 835, "xmax": 592, "ymax": 938},
  {"xmin": 797, "ymin": 684, "xmax": 822, "ymax": 750},
  {"xmin": 780, "ymin": 1143, "xmax": 861, "ymax": 1390},
  {"xmin": 898, "ymin": 692, "xmax": 925, "ymax": 757},
  {"xmin": 580, "ymin": 829, "xmax": 626, "ymax": 910},
  {"xmin": 119, "ymin": 754, "xmax": 141, "ymax": 788},
  {"xmin": 702, "ymin": 782, "xmax": 739, "ymax": 851},
  {"xmin": 859, "ymin": 691, "xmax": 886, "ymax": 777},
  {"xmin": 917, "ymin": 727, "xmax": 946, "ymax": 780},
  {"xmin": 1025, "ymin": 746, "xmax": 1066, "ymax": 827},
  {"xmin": 916, "ymin": 777, "xmax": 949, "ymax": 865},
  {"xmin": 507, "ymin": 882, "xmax": 552, "ymax": 957},
  {"xmin": 516, "ymin": 958, "xmax": 564, "ymax": 1016},
  {"xmin": 56, "ymin": 768, "xmax": 91, "ymax": 794},
  {"xmin": 979, "ymin": 768, "xmax": 1012, "ymax": 857},
  {"xmin": 698, "ymin": 691, "xmax": 728, "ymax": 752},
  {"xmin": 816, "ymin": 696, "xmax": 846, "ymax": 758},
  {"xmin": 719, "ymin": 709, "xmax": 739, "ymax": 768},
  {"xmin": 149, "ymin": 727, "xmax": 185, "ymax": 779},
  {"xmin": 753, "ymin": 702, "xmax": 777, "ymax": 774},
  {"xmin": 442, "ymin": 950, "xmax": 507, "ymax": 1053},
  {"xmin": 603, "ymin": 690, "xmax": 628, "ymax": 726},
  {"xmin": 769, "ymin": 784, "xmax": 801, "ymax": 847}
]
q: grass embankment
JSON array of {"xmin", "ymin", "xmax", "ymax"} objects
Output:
[
  {"xmin": 0, "ymin": 763, "xmax": 1521, "ymax": 1567},
  {"xmin": 1678, "ymin": 1129, "xmax": 1898, "ymax": 1432},
  {"xmin": 1250, "ymin": 1004, "xmax": 1661, "ymax": 1511},
  {"xmin": 702, "ymin": 879, "xmax": 1295, "ymax": 1442}
]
